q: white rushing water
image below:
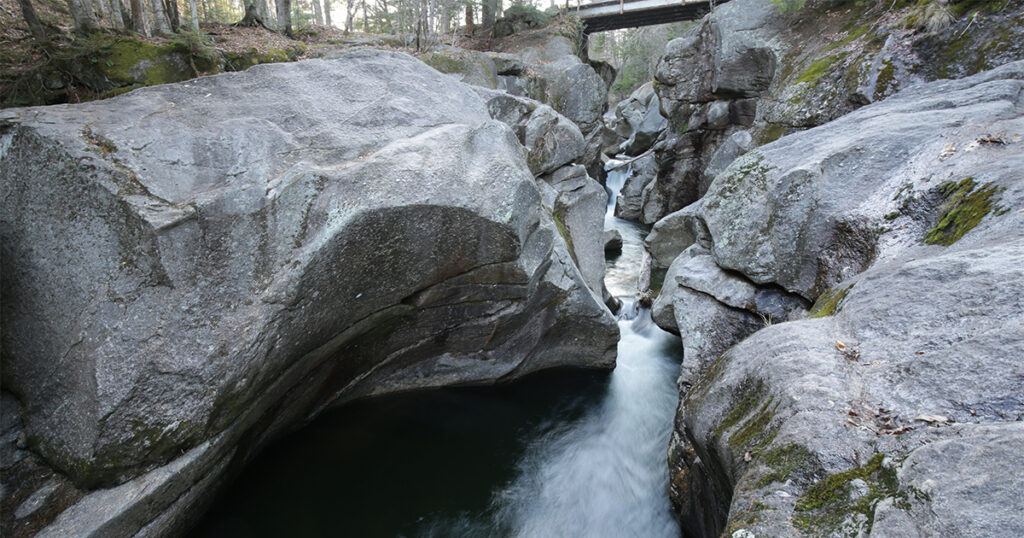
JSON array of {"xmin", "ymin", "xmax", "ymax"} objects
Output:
[{"xmin": 489, "ymin": 164, "xmax": 683, "ymax": 537}]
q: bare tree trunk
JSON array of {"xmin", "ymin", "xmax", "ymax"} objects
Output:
[
  {"xmin": 18, "ymin": 0, "xmax": 49, "ymax": 46},
  {"xmin": 275, "ymin": 0, "xmax": 292, "ymax": 36},
  {"xmin": 129, "ymin": 0, "xmax": 149, "ymax": 34},
  {"xmin": 188, "ymin": 0, "xmax": 198, "ymax": 27},
  {"xmin": 322, "ymin": 0, "xmax": 330, "ymax": 26},
  {"xmin": 149, "ymin": 0, "xmax": 170, "ymax": 33},
  {"xmin": 66, "ymin": 0, "xmax": 100, "ymax": 34},
  {"xmin": 464, "ymin": 2, "xmax": 472, "ymax": 34},
  {"xmin": 344, "ymin": 0, "xmax": 355, "ymax": 31},
  {"xmin": 235, "ymin": 0, "xmax": 270, "ymax": 27},
  {"xmin": 480, "ymin": 0, "xmax": 495, "ymax": 35},
  {"xmin": 163, "ymin": 0, "xmax": 180, "ymax": 30},
  {"xmin": 312, "ymin": 0, "xmax": 323, "ymax": 24},
  {"xmin": 113, "ymin": 0, "xmax": 131, "ymax": 28}
]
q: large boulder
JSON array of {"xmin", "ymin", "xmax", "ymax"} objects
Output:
[
  {"xmin": 644, "ymin": 202, "xmax": 711, "ymax": 268},
  {"xmin": 538, "ymin": 165, "xmax": 608, "ymax": 297},
  {"xmin": 472, "ymin": 87, "xmax": 587, "ymax": 177},
  {"xmin": 0, "ymin": 50, "xmax": 618, "ymax": 535},
  {"xmin": 668, "ymin": 61, "xmax": 1024, "ymax": 537},
  {"xmin": 496, "ymin": 33, "xmax": 609, "ymax": 133},
  {"xmin": 613, "ymin": 153, "xmax": 658, "ymax": 221}
]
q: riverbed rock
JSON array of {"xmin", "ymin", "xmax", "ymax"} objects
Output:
[
  {"xmin": 701, "ymin": 60, "xmax": 1024, "ymax": 299},
  {"xmin": 494, "ymin": 32, "xmax": 609, "ymax": 133},
  {"xmin": 614, "ymin": 153, "xmax": 658, "ymax": 221},
  {"xmin": 524, "ymin": 106, "xmax": 587, "ymax": 176},
  {"xmin": 644, "ymin": 203, "xmax": 711, "ymax": 268},
  {"xmin": 651, "ymin": 246, "xmax": 763, "ymax": 380},
  {"xmin": 473, "ymin": 87, "xmax": 587, "ymax": 177},
  {"xmin": 0, "ymin": 49, "xmax": 618, "ymax": 535},
  {"xmin": 669, "ymin": 61, "xmax": 1024, "ymax": 537},
  {"xmin": 539, "ymin": 164, "xmax": 608, "ymax": 298},
  {"xmin": 604, "ymin": 229, "xmax": 623, "ymax": 255}
]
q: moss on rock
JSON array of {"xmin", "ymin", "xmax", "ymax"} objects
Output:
[
  {"xmin": 808, "ymin": 283, "xmax": 854, "ymax": 318},
  {"xmin": 793, "ymin": 453, "xmax": 904, "ymax": 534},
  {"xmin": 925, "ymin": 177, "xmax": 1006, "ymax": 246},
  {"xmin": 755, "ymin": 443, "xmax": 818, "ymax": 488}
]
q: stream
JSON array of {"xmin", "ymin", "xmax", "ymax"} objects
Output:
[{"xmin": 192, "ymin": 165, "xmax": 683, "ymax": 537}]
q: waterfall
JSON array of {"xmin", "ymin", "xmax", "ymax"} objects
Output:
[{"xmin": 487, "ymin": 164, "xmax": 683, "ymax": 537}]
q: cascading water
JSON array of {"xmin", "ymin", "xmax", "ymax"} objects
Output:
[
  {"xmin": 192, "ymin": 163, "xmax": 683, "ymax": 538},
  {"xmin": 485, "ymin": 162, "xmax": 682, "ymax": 537}
]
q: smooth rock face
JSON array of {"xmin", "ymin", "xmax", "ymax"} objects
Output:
[
  {"xmin": 524, "ymin": 106, "xmax": 587, "ymax": 176},
  {"xmin": 0, "ymin": 50, "xmax": 618, "ymax": 534},
  {"xmin": 645, "ymin": 203, "xmax": 711, "ymax": 268},
  {"xmin": 431, "ymin": 34, "xmax": 610, "ymax": 180},
  {"xmin": 701, "ymin": 61, "xmax": 1024, "ymax": 298},
  {"xmin": 613, "ymin": 153, "xmax": 657, "ymax": 221},
  {"xmin": 539, "ymin": 164, "xmax": 608, "ymax": 297},
  {"xmin": 666, "ymin": 61, "xmax": 1024, "ymax": 537}
]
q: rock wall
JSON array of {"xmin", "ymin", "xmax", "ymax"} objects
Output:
[
  {"xmin": 655, "ymin": 59, "xmax": 1024, "ymax": 537},
  {"xmin": 418, "ymin": 32, "xmax": 612, "ymax": 183},
  {"xmin": 627, "ymin": 0, "xmax": 1024, "ymax": 535},
  {"xmin": 0, "ymin": 49, "xmax": 618, "ymax": 536},
  {"xmin": 623, "ymin": 0, "xmax": 1024, "ymax": 228}
]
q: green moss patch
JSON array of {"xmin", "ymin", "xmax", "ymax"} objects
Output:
[
  {"xmin": 755, "ymin": 443, "xmax": 818, "ymax": 488},
  {"xmin": 808, "ymin": 283, "xmax": 855, "ymax": 318},
  {"xmin": 796, "ymin": 52, "xmax": 848, "ymax": 85},
  {"xmin": 873, "ymin": 59, "xmax": 896, "ymax": 100},
  {"xmin": 729, "ymin": 396, "xmax": 780, "ymax": 451},
  {"xmin": 713, "ymin": 379, "xmax": 782, "ymax": 453},
  {"xmin": 549, "ymin": 206, "xmax": 577, "ymax": 265},
  {"xmin": 793, "ymin": 453, "xmax": 904, "ymax": 533},
  {"xmin": 759, "ymin": 123, "xmax": 787, "ymax": 144},
  {"xmin": 925, "ymin": 177, "xmax": 1007, "ymax": 246}
]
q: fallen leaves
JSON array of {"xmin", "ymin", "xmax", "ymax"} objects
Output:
[
  {"xmin": 835, "ymin": 340, "xmax": 860, "ymax": 361},
  {"xmin": 913, "ymin": 414, "xmax": 952, "ymax": 425},
  {"xmin": 845, "ymin": 403, "xmax": 914, "ymax": 435}
]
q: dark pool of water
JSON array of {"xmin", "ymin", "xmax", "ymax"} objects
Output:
[{"xmin": 191, "ymin": 369, "xmax": 611, "ymax": 538}]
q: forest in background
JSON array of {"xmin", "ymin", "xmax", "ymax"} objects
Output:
[{"xmin": 2, "ymin": 0, "xmax": 693, "ymax": 107}]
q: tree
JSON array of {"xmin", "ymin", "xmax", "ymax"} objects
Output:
[
  {"xmin": 129, "ymin": 0, "xmax": 149, "ymax": 34},
  {"xmin": 149, "ymin": 0, "xmax": 172, "ymax": 33},
  {"xmin": 18, "ymin": 0, "xmax": 49, "ymax": 46},
  {"xmin": 236, "ymin": 0, "xmax": 271, "ymax": 27},
  {"xmin": 66, "ymin": 0, "xmax": 100, "ymax": 34},
  {"xmin": 112, "ymin": 0, "xmax": 132, "ymax": 29},
  {"xmin": 312, "ymin": 0, "xmax": 324, "ymax": 24},
  {"xmin": 323, "ymin": 0, "xmax": 331, "ymax": 25},
  {"xmin": 276, "ymin": 0, "xmax": 293, "ymax": 36},
  {"xmin": 480, "ymin": 0, "xmax": 495, "ymax": 35},
  {"xmin": 345, "ymin": 0, "xmax": 357, "ymax": 30},
  {"xmin": 189, "ymin": 0, "xmax": 200, "ymax": 29},
  {"xmin": 164, "ymin": 0, "xmax": 181, "ymax": 29}
]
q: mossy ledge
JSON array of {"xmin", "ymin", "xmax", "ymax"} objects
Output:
[
  {"xmin": 924, "ymin": 177, "xmax": 1007, "ymax": 246},
  {"xmin": 4, "ymin": 34, "xmax": 306, "ymax": 107},
  {"xmin": 808, "ymin": 282, "xmax": 855, "ymax": 318},
  {"xmin": 793, "ymin": 453, "xmax": 908, "ymax": 534}
]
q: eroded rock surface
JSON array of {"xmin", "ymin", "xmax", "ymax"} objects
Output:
[
  {"xmin": 662, "ymin": 61, "xmax": 1024, "ymax": 537},
  {"xmin": 0, "ymin": 50, "xmax": 617, "ymax": 536}
]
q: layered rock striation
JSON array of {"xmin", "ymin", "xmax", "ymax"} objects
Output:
[{"xmin": 0, "ymin": 49, "xmax": 618, "ymax": 536}]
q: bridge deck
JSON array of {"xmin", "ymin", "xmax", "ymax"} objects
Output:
[{"xmin": 574, "ymin": 0, "xmax": 722, "ymax": 32}]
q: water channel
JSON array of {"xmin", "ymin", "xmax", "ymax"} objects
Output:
[{"xmin": 193, "ymin": 165, "xmax": 683, "ymax": 537}]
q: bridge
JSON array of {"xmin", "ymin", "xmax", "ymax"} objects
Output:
[{"xmin": 573, "ymin": 0, "xmax": 725, "ymax": 33}]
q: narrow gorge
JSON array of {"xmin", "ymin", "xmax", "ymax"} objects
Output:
[{"xmin": 2, "ymin": 0, "xmax": 1023, "ymax": 536}]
